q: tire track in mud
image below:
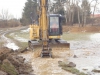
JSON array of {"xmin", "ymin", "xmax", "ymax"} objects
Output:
[
  {"xmin": 1, "ymin": 32, "xmax": 19, "ymax": 50},
  {"xmin": 0, "ymin": 26, "xmax": 28, "ymax": 50}
]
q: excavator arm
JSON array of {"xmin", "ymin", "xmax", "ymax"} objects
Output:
[
  {"xmin": 39, "ymin": 0, "xmax": 52, "ymax": 57},
  {"xmin": 28, "ymin": 0, "xmax": 70, "ymax": 57}
]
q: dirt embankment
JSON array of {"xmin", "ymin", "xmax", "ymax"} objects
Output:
[
  {"xmin": 63, "ymin": 25, "xmax": 100, "ymax": 33},
  {"xmin": 0, "ymin": 47, "xmax": 34, "ymax": 75}
]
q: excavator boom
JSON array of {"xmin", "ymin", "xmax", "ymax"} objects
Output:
[{"xmin": 28, "ymin": 0, "xmax": 70, "ymax": 57}]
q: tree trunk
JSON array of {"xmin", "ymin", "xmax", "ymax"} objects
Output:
[
  {"xmin": 84, "ymin": 11, "xmax": 87, "ymax": 26},
  {"xmin": 71, "ymin": 9, "xmax": 74, "ymax": 26},
  {"xmin": 92, "ymin": 0, "xmax": 97, "ymax": 26},
  {"xmin": 78, "ymin": 7, "xmax": 80, "ymax": 27},
  {"xmin": 82, "ymin": 11, "xmax": 84, "ymax": 27}
]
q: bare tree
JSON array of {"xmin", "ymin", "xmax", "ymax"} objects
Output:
[
  {"xmin": 0, "ymin": 9, "xmax": 11, "ymax": 20},
  {"xmin": 91, "ymin": 0, "xmax": 99, "ymax": 25},
  {"xmin": 92, "ymin": 0, "xmax": 98, "ymax": 18},
  {"xmin": 71, "ymin": 1, "xmax": 75, "ymax": 26},
  {"xmin": 64, "ymin": 0, "xmax": 72, "ymax": 25},
  {"xmin": 0, "ymin": 9, "xmax": 14, "ymax": 27},
  {"xmin": 81, "ymin": 0, "xmax": 90, "ymax": 27},
  {"xmin": 49, "ymin": 0, "xmax": 91, "ymax": 26},
  {"xmin": 64, "ymin": 0, "xmax": 78, "ymax": 25},
  {"xmin": 76, "ymin": 0, "xmax": 81, "ymax": 27}
]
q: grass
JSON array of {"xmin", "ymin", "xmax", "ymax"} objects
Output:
[
  {"xmin": 5, "ymin": 29, "xmax": 94, "ymax": 50},
  {"xmin": 18, "ymin": 42, "xmax": 28, "ymax": 50},
  {"xmin": 12, "ymin": 30, "xmax": 29, "ymax": 39},
  {"xmin": 58, "ymin": 61, "xmax": 87, "ymax": 75},
  {"xmin": 92, "ymin": 69, "xmax": 100, "ymax": 73},
  {"xmin": 5, "ymin": 30, "xmax": 29, "ymax": 50},
  {"xmin": 0, "ymin": 41, "xmax": 5, "ymax": 48},
  {"xmin": 1, "ymin": 60, "xmax": 18, "ymax": 75},
  {"xmin": 6, "ymin": 30, "xmax": 29, "ymax": 40},
  {"xmin": 5, "ymin": 33, "xmax": 14, "ymax": 39},
  {"xmin": 62, "ymin": 32, "xmax": 92, "ymax": 41}
]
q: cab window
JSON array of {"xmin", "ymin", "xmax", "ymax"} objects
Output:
[{"xmin": 50, "ymin": 17, "xmax": 59, "ymax": 34}]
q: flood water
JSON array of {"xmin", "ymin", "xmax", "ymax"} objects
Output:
[{"xmin": 63, "ymin": 33, "xmax": 100, "ymax": 75}]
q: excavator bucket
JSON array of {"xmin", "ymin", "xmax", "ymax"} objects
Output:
[
  {"xmin": 50, "ymin": 39, "xmax": 70, "ymax": 50},
  {"xmin": 28, "ymin": 40, "xmax": 70, "ymax": 57}
]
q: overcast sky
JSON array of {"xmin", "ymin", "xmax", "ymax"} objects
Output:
[
  {"xmin": 0, "ymin": 0, "xmax": 100, "ymax": 19},
  {"xmin": 0, "ymin": 0, "xmax": 27, "ymax": 19}
]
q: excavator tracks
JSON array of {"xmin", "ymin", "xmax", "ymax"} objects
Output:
[{"xmin": 28, "ymin": 40, "xmax": 70, "ymax": 57}]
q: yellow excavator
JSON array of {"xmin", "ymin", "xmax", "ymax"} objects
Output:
[{"xmin": 28, "ymin": 0, "xmax": 70, "ymax": 57}]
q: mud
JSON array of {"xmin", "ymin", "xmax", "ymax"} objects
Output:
[
  {"xmin": 20, "ymin": 49, "xmax": 74, "ymax": 75},
  {"xmin": 0, "ymin": 47, "xmax": 33, "ymax": 75}
]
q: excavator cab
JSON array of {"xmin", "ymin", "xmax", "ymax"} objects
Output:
[
  {"xmin": 49, "ymin": 14, "xmax": 62, "ymax": 37},
  {"xmin": 48, "ymin": 14, "xmax": 70, "ymax": 57}
]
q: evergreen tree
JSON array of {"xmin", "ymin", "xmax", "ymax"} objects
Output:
[
  {"xmin": 49, "ymin": 0, "xmax": 66, "ymax": 24},
  {"xmin": 50, "ymin": 0, "xmax": 65, "ymax": 15},
  {"xmin": 21, "ymin": 0, "xmax": 37, "ymax": 25}
]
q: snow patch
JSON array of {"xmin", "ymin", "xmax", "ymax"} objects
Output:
[
  {"xmin": 1, "ymin": 33, "xmax": 19, "ymax": 50},
  {"xmin": 21, "ymin": 28, "xmax": 30, "ymax": 33},
  {"xmin": 5, "ymin": 42, "xmax": 19, "ymax": 50},
  {"xmin": 9, "ymin": 31, "xmax": 28, "ymax": 42},
  {"xmin": 90, "ymin": 33, "xmax": 100, "ymax": 41},
  {"xmin": 14, "ymin": 37, "xmax": 28, "ymax": 42}
]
